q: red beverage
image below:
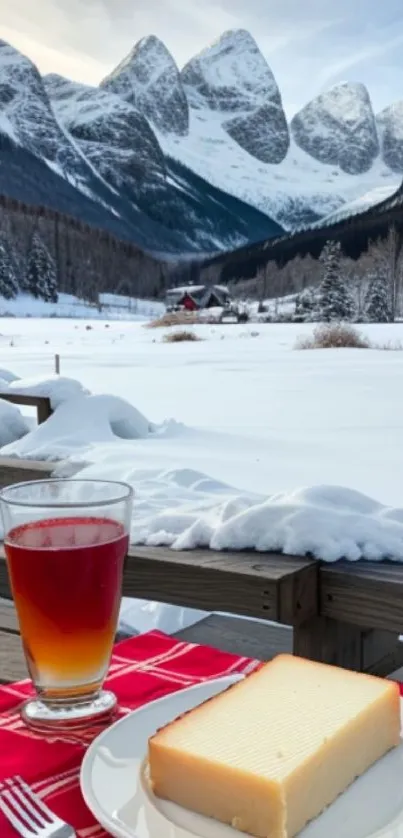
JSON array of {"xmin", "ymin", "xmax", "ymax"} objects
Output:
[{"xmin": 5, "ymin": 516, "xmax": 128, "ymax": 699}]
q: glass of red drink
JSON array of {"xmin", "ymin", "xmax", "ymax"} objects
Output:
[{"xmin": 0, "ymin": 479, "xmax": 133, "ymax": 733}]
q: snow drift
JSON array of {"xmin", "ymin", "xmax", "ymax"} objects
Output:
[
  {"xmin": 56, "ymin": 458, "xmax": 403, "ymax": 564},
  {"xmin": 1, "ymin": 393, "xmax": 152, "ymax": 461},
  {"xmin": 2, "ymin": 365, "xmax": 403, "ymax": 564},
  {"xmin": 0, "ymin": 399, "xmax": 30, "ymax": 447},
  {"xmin": 7, "ymin": 375, "xmax": 90, "ymax": 410}
]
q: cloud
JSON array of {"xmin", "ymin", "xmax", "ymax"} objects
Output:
[{"xmin": 0, "ymin": 24, "xmax": 105, "ymax": 83}]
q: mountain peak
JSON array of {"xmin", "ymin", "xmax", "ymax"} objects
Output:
[
  {"xmin": 181, "ymin": 29, "xmax": 281, "ymax": 110},
  {"xmin": 208, "ymin": 28, "xmax": 259, "ymax": 52},
  {"xmin": 136, "ymin": 34, "xmax": 166, "ymax": 52},
  {"xmin": 181, "ymin": 29, "xmax": 289, "ymax": 164},
  {"xmin": 101, "ymin": 36, "xmax": 189, "ymax": 136},
  {"xmin": 0, "ymin": 41, "xmax": 72, "ymax": 163},
  {"xmin": 0, "ymin": 40, "xmax": 46, "ymax": 100},
  {"xmin": 291, "ymin": 81, "xmax": 379, "ymax": 175},
  {"xmin": 0, "ymin": 39, "xmax": 34, "ymax": 66}
]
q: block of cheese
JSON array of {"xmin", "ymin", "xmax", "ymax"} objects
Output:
[{"xmin": 148, "ymin": 654, "xmax": 400, "ymax": 838}]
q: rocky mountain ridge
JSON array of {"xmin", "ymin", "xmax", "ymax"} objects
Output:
[
  {"xmin": 0, "ymin": 38, "xmax": 280, "ymax": 256},
  {"xmin": 99, "ymin": 29, "xmax": 403, "ymax": 175},
  {"xmin": 94, "ymin": 28, "xmax": 403, "ymax": 229},
  {"xmin": 0, "ymin": 27, "xmax": 402, "ymax": 257}
]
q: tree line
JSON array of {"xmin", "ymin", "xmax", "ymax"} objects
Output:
[
  {"xmin": 0, "ymin": 232, "xmax": 58, "ymax": 303},
  {"xmin": 294, "ymin": 239, "xmax": 391, "ymax": 324},
  {"xmin": 0, "ymin": 193, "xmax": 171, "ymax": 305},
  {"xmin": 224, "ymin": 224, "xmax": 403, "ymax": 324}
]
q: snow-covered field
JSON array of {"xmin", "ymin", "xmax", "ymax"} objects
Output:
[
  {"xmin": 0, "ymin": 293, "xmax": 164, "ymax": 321},
  {"xmin": 1, "ymin": 317, "xmax": 403, "ymax": 567}
]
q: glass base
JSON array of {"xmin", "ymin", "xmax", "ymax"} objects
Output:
[{"xmin": 21, "ymin": 689, "xmax": 117, "ymax": 734}]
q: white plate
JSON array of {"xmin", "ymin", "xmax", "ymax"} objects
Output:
[{"xmin": 81, "ymin": 678, "xmax": 403, "ymax": 838}]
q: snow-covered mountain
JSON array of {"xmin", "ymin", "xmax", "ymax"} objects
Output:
[
  {"xmin": 1, "ymin": 28, "xmax": 402, "ymax": 255},
  {"xmin": 97, "ymin": 28, "xmax": 401, "ymax": 232},
  {"xmin": 0, "ymin": 41, "xmax": 96, "ymax": 191},
  {"xmin": 181, "ymin": 29, "xmax": 289, "ymax": 165},
  {"xmin": 0, "ymin": 40, "xmax": 281, "ymax": 257},
  {"xmin": 44, "ymin": 74, "xmax": 167, "ymax": 198},
  {"xmin": 291, "ymin": 83, "xmax": 379, "ymax": 175},
  {"xmin": 165, "ymin": 32, "xmax": 401, "ymax": 229},
  {"xmin": 101, "ymin": 35, "xmax": 189, "ymax": 137}
]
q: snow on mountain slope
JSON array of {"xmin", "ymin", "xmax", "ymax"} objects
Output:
[
  {"xmin": 45, "ymin": 74, "xmax": 167, "ymax": 198},
  {"xmin": 291, "ymin": 82, "xmax": 379, "ymax": 175},
  {"xmin": 3, "ymin": 28, "xmax": 403, "ymax": 253},
  {"xmin": 181, "ymin": 29, "xmax": 289, "ymax": 164},
  {"xmin": 96, "ymin": 33, "xmax": 395, "ymax": 231},
  {"xmin": 0, "ymin": 41, "xmax": 107, "ymax": 198},
  {"xmin": 0, "ymin": 38, "xmax": 281, "ymax": 256},
  {"xmin": 157, "ymin": 106, "xmax": 400, "ymax": 231},
  {"xmin": 319, "ymin": 184, "xmax": 399, "ymax": 225},
  {"xmin": 101, "ymin": 36, "xmax": 189, "ymax": 136},
  {"xmin": 44, "ymin": 71, "xmax": 282, "ymax": 253}
]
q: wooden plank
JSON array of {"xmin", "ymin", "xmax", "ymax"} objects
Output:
[
  {"xmin": 0, "ymin": 458, "xmax": 55, "ymax": 490},
  {"xmin": 0, "ymin": 555, "xmax": 11, "ymax": 600},
  {"xmin": 0, "ymin": 393, "xmax": 53, "ymax": 424},
  {"xmin": 294, "ymin": 617, "xmax": 363, "ymax": 670},
  {"xmin": 0, "ymin": 458, "xmax": 55, "ymax": 472},
  {"xmin": 320, "ymin": 561, "xmax": 403, "ymax": 633},
  {"xmin": 0, "ymin": 598, "xmax": 292, "ymax": 683},
  {"xmin": 0, "ymin": 599, "xmax": 400, "ymax": 683},
  {"xmin": 362, "ymin": 630, "xmax": 403, "ymax": 677},
  {"xmin": 175, "ymin": 615, "xmax": 292, "ymax": 660},
  {"xmin": 0, "ymin": 547, "xmax": 318, "ymax": 627},
  {"xmin": 0, "ymin": 598, "xmax": 19, "ymax": 633},
  {"xmin": 0, "ymin": 631, "xmax": 27, "ymax": 683},
  {"xmin": 294, "ymin": 616, "xmax": 403, "ymax": 676},
  {"xmin": 121, "ymin": 547, "xmax": 318, "ymax": 626}
]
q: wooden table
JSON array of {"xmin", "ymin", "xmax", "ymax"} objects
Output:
[
  {"xmin": 2, "ymin": 545, "xmax": 403, "ymax": 683},
  {"xmin": 0, "ymin": 596, "xmax": 295, "ymax": 684},
  {"xmin": 0, "ymin": 545, "xmax": 313, "ymax": 682}
]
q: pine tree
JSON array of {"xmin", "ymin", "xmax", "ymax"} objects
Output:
[
  {"xmin": 26, "ymin": 233, "xmax": 58, "ymax": 303},
  {"xmin": 294, "ymin": 287, "xmax": 317, "ymax": 322},
  {"xmin": 318, "ymin": 240, "xmax": 355, "ymax": 322},
  {"xmin": 364, "ymin": 273, "xmax": 390, "ymax": 323},
  {"xmin": 0, "ymin": 237, "xmax": 18, "ymax": 300}
]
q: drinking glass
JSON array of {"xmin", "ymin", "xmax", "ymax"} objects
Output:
[{"xmin": 0, "ymin": 479, "xmax": 133, "ymax": 733}]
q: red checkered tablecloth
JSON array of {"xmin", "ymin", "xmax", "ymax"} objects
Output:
[{"xmin": 0, "ymin": 631, "xmax": 260, "ymax": 837}]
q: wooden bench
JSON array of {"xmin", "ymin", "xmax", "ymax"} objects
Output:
[{"xmin": 0, "ymin": 393, "xmax": 53, "ymax": 425}]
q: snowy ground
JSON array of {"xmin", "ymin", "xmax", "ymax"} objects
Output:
[
  {"xmin": 0, "ymin": 292, "xmax": 164, "ymax": 321},
  {"xmin": 0, "ymin": 316, "xmax": 402, "ymax": 505},
  {"xmin": 3, "ymin": 316, "xmax": 403, "ymax": 632}
]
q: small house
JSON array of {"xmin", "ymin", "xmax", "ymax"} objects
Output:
[{"xmin": 165, "ymin": 284, "xmax": 231, "ymax": 311}]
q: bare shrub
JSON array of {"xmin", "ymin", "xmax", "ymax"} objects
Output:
[
  {"xmin": 296, "ymin": 323, "xmax": 370, "ymax": 350},
  {"xmin": 163, "ymin": 330, "xmax": 201, "ymax": 344},
  {"xmin": 147, "ymin": 311, "xmax": 200, "ymax": 328}
]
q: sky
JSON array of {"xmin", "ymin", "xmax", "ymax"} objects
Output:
[{"xmin": 1, "ymin": 0, "xmax": 403, "ymax": 117}]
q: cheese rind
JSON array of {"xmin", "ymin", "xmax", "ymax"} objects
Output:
[{"xmin": 148, "ymin": 654, "xmax": 401, "ymax": 838}]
